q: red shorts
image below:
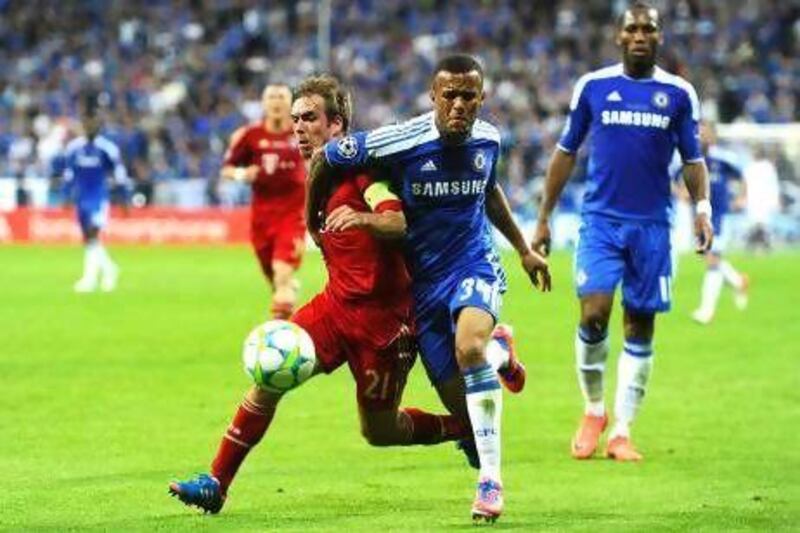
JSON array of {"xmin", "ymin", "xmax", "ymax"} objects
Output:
[
  {"xmin": 291, "ymin": 291, "xmax": 416, "ymax": 411},
  {"xmin": 251, "ymin": 213, "xmax": 305, "ymax": 281}
]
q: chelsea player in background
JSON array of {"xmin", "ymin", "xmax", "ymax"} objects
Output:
[
  {"xmin": 690, "ymin": 120, "xmax": 749, "ymax": 325},
  {"xmin": 532, "ymin": 2, "xmax": 714, "ymax": 462},
  {"xmin": 319, "ymin": 54, "xmax": 551, "ymax": 522},
  {"xmin": 62, "ymin": 113, "xmax": 129, "ymax": 293}
]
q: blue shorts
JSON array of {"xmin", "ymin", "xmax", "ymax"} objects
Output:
[
  {"xmin": 574, "ymin": 216, "xmax": 672, "ymax": 314},
  {"xmin": 414, "ymin": 260, "xmax": 506, "ymax": 385},
  {"xmin": 77, "ymin": 202, "xmax": 109, "ymax": 237}
]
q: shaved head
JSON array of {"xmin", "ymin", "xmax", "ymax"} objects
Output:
[{"xmin": 261, "ymin": 84, "xmax": 293, "ymax": 129}]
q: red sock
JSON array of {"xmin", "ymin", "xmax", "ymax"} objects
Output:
[
  {"xmin": 271, "ymin": 301, "xmax": 293, "ymax": 320},
  {"xmin": 400, "ymin": 407, "xmax": 469, "ymax": 444},
  {"xmin": 211, "ymin": 398, "xmax": 274, "ymax": 493}
]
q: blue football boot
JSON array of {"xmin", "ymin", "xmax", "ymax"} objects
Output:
[{"xmin": 168, "ymin": 473, "xmax": 226, "ymax": 514}]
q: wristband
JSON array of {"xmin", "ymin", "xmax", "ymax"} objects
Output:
[
  {"xmin": 234, "ymin": 168, "xmax": 246, "ymax": 181},
  {"xmin": 695, "ymin": 199, "xmax": 712, "ymax": 218}
]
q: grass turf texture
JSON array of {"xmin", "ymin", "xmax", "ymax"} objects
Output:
[{"xmin": 1, "ymin": 245, "xmax": 798, "ymax": 531}]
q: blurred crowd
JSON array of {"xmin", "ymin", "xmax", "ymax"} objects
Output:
[{"xmin": 1, "ymin": 0, "xmax": 798, "ymax": 208}]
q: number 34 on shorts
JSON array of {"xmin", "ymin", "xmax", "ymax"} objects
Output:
[{"xmin": 457, "ymin": 277, "xmax": 502, "ymax": 316}]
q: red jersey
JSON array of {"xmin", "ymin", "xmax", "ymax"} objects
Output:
[
  {"xmin": 223, "ymin": 124, "xmax": 306, "ymax": 219},
  {"xmin": 318, "ymin": 171, "xmax": 412, "ymax": 346}
]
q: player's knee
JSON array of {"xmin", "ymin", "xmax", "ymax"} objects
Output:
[
  {"xmin": 580, "ymin": 312, "xmax": 609, "ymax": 338},
  {"xmin": 455, "ymin": 336, "xmax": 488, "ymax": 369},
  {"xmin": 623, "ymin": 311, "xmax": 654, "ymax": 341}
]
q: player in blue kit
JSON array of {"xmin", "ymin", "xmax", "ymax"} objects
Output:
[
  {"xmin": 62, "ymin": 113, "xmax": 129, "ymax": 292},
  {"xmin": 316, "ymin": 54, "xmax": 551, "ymax": 522},
  {"xmin": 532, "ymin": 2, "xmax": 714, "ymax": 462},
  {"xmin": 690, "ymin": 121, "xmax": 749, "ymax": 324}
]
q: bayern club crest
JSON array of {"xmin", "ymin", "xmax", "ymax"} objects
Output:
[
  {"xmin": 337, "ymin": 136, "xmax": 359, "ymax": 159},
  {"xmin": 473, "ymin": 151, "xmax": 486, "ymax": 171},
  {"xmin": 652, "ymin": 91, "xmax": 669, "ymax": 109}
]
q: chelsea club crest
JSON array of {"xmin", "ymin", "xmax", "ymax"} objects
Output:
[
  {"xmin": 473, "ymin": 151, "xmax": 486, "ymax": 171},
  {"xmin": 652, "ymin": 91, "xmax": 669, "ymax": 109}
]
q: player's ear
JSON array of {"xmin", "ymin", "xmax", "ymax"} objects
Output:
[{"xmin": 330, "ymin": 116, "xmax": 344, "ymax": 137}]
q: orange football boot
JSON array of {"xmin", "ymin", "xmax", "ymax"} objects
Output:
[
  {"xmin": 493, "ymin": 324, "xmax": 526, "ymax": 394},
  {"xmin": 606, "ymin": 435, "xmax": 643, "ymax": 462},
  {"xmin": 571, "ymin": 413, "xmax": 608, "ymax": 459}
]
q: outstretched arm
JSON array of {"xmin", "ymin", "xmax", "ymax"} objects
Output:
[
  {"xmin": 486, "ymin": 183, "xmax": 551, "ymax": 292},
  {"xmin": 682, "ymin": 160, "xmax": 714, "ymax": 253},
  {"xmin": 531, "ymin": 148, "xmax": 576, "ymax": 256}
]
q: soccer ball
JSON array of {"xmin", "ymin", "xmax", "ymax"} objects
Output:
[{"xmin": 242, "ymin": 320, "xmax": 316, "ymax": 393}]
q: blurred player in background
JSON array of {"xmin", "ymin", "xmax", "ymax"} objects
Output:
[
  {"xmin": 691, "ymin": 121, "xmax": 749, "ymax": 324},
  {"xmin": 169, "ymin": 75, "xmax": 471, "ymax": 515},
  {"xmin": 320, "ymin": 54, "xmax": 550, "ymax": 523},
  {"xmin": 743, "ymin": 145, "xmax": 781, "ymax": 253},
  {"xmin": 221, "ymin": 84, "xmax": 306, "ymax": 318},
  {"xmin": 533, "ymin": 2, "xmax": 713, "ymax": 462},
  {"xmin": 62, "ymin": 113, "xmax": 129, "ymax": 293}
]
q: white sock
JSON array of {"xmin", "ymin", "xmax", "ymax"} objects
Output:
[
  {"xmin": 612, "ymin": 341, "xmax": 653, "ymax": 438},
  {"xmin": 485, "ymin": 337, "xmax": 509, "ymax": 373},
  {"xmin": 698, "ymin": 268, "xmax": 724, "ymax": 315},
  {"xmin": 719, "ymin": 260, "xmax": 743, "ymax": 289},
  {"xmin": 463, "ymin": 363, "xmax": 502, "ymax": 482},
  {"xmin": 575, "ymin": 327, "xmax": 609, "ymax": 416},
  {"xmin": 95, "ymin": 243, "xmax": 116, "ymax": 275},
  {"xmin": 83, "ymin": 242, "xmax": 102, "ymax": 282}
]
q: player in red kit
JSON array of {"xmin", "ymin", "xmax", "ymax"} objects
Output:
[
  {"xmin": 169, "ymin": 75, "xmax": 469, "ymax": 514},
  {"xmin": 221, "ymin": 84, "xmax": 306, "ymax": 319}
]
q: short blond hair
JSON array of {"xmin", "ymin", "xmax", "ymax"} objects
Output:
[{"xmin": 294, "ymin": 75, "xmax": 352, "ymax": 133}]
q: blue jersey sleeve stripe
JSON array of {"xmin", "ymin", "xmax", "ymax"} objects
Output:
[
  {"xmin": 365, "ymin": 113, "xmax": 432, "ymax": 147},
  {"xmin": 654, "ymin": 68, "xmax": 701, "ymax": 121},
  {"xmin": 365, "ymin": 122, "xmax": 431, "ymax": 151},
  {"xmin": 370, "ymin": 127, "xmax": 440, "ymax": 158},
  {"xmin": 556, "ymin": 143, "xmax": 575, "ymax": 154},
  {"xmin": 569, "ymin": 63, "xmax": 623, "ymax": 110},
  {"xmin": 95, "ymin": 136, "xmax": 122, "ymax": 162}
]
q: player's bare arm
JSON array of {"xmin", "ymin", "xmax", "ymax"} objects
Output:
[
  {"xmin": 532, "ymin": 148, "xmax": 577, "ymax": 256},
  {"xmin": 486, "ymin": 183, "xmax": 551, "ymax": 291},
  {"xmin": 221, "ymin": 128, "xmax": 260, "ymax": 182},
  {"xmin": 682, "ymin": 160, "xmax": 714, "ymax": 253},
  {"xmin": 325, "ymin": 204, "xmax": 406, "ymax": 238},
  {"xmin": 221, "ymin": 164, "xmax": 260, "ymax": 183}
]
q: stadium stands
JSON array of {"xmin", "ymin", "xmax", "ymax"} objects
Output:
[{"xmin": 0, "ymin": 0, "xmax": 797, "ymax": 211}]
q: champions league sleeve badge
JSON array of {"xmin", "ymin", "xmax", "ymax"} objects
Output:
[{"xmin": 336, "ymin": 136, "xmax": 359, "ymax": 159}]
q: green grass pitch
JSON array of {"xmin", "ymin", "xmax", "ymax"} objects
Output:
[{"xmin": 1, "ymin": 245, "xmax": 798, "ymax": 531}]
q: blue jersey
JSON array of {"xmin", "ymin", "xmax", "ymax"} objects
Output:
[
  {"xmin": 705, "ymin": 145, "xmax": 742, "ymax": 232},
  {"xmin": 324, "ymin": 112, "xmax": 502, "ymax": 283},
  {"xmin": 558, "ymin": 63, "xmax": 703, "ymax": 224},
  {"xmin": 63, "ymin": 135, "xmax": 128, "ymax": 208}
]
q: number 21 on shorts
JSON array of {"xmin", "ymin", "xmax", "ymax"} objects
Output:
[{"xmin": 458, "ymin": 277, "xmax": 501, "ymax": 315}]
